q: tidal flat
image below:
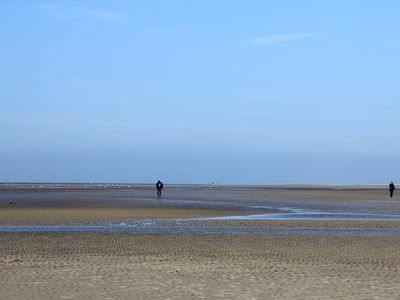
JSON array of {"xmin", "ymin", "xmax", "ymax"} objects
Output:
[{"xmin": 0, "ymin": 184, "xmax": 399, "ymax": 299}]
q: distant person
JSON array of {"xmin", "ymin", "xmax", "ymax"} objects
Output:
[
  {"xmin": 389, "ymin": 181, "xmax": 395, "ymax": 198},
  {"xmin": 156, "ymin": 180, "xmax": 164, "ymax": 198}
]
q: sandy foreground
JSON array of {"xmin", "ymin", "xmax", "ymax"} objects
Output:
[
  {"xmin": 1, "ymin": 232, "xmax": 400, "ymax": 299},
  {"xmin": 1, "ymin": 185, "xmax": 400, "ymax": 299}
]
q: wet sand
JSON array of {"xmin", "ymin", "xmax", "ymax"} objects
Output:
[
  {"xmin": 0, "ymin": 206, "xmax": 253, "ymax": 226},
  {"xmin": 1, "ymin": 184, "xmax": 400, "ymax": 299}
]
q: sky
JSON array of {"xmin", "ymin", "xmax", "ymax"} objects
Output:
[{"xmin": 1, "ymin": 0, "xmax": 400, "ymax": 184}]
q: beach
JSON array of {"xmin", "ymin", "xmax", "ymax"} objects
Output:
[
  {"xmin": 1, "ymin": 184, "xmax": 400, "ymax": 299},
  {"xmin": 4, "ymin": 1, "xmax": 398, "ymax": 298}
]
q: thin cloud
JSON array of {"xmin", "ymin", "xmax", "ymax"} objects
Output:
[
  {"xmin": 140, "ymin": 27, "xmax": 178, "ymax": 35},
  {"xmin": 40, "ymin": 5, "xmax": 128, "ymax": 22},
  {"xmin": 251, "ymin": 33, "xmax": 315, "ymax": 46}
]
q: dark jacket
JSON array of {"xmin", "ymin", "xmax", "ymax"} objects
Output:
[{"xmin": 156, "ymin": 181, "xmax": 163, "ymax": 189}]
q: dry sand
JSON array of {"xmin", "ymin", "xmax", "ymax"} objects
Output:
[{"xmin": 1, "ymin": 232, "xmax": 400, "ymax": 299}]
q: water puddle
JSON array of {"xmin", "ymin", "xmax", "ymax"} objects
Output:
[{"xmin": 202, "ymin": 207, "xmax": 400, "ymax": 221}]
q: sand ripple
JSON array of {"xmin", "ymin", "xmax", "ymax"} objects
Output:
[{"xmin": 1, "ymin": 232, "xmax": 400, "ymax": 299}]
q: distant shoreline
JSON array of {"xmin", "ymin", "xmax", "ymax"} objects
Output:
[{"xmin": 0, "ymin": 182, "xmax": 388, "ymax": 191}]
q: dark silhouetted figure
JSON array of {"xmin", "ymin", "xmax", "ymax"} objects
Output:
[
  {"xmin": 156, "ymin": 180, "xmax": 164, "ymax": 198},
  {"xmin": 389, "ymin": 181, "xmax": 395, "ymax": 198}
]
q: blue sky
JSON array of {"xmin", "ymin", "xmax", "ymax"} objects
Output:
[{"xmin": 1, "ymin": 0, "xmax": 400, "ymax": 183}]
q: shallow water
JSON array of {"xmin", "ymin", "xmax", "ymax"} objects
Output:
[{"xmin": 201, "ymin": 211, "xmax": 400, "ymax": 221}]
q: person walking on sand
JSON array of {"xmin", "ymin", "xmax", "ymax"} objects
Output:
[
  {"xmin": 156, "ymin": 180, "xmax": 164, "ymax": 198},
  {"xmin": 389, "ymin": 181, "xmax": 395, "ymax": 198}
]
